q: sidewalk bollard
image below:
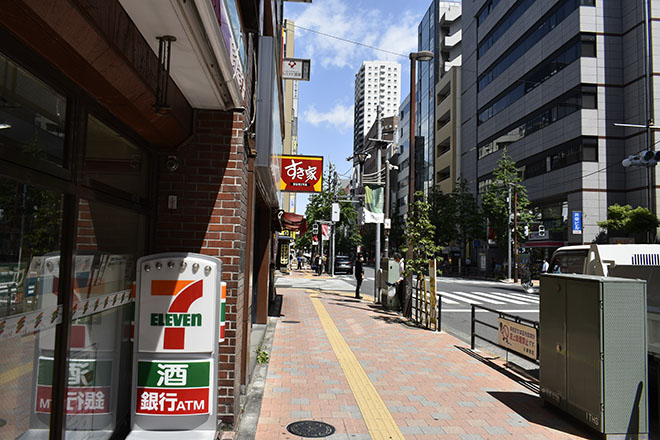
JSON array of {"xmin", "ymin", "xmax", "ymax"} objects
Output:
[
  {"xmin": 470, "ymin": 305, "xmax": 475, "ymax": 350},
  {"xmin": 436, "ymin": 293, "xmax": 442, "ymax": 332}
]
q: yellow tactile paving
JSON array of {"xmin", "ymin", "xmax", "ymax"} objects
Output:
[
  {"xmin": 311, "ymin": 296, "xmax": 404, "ymax": 440},
  {"xmin": 0, "ymin": 361, "xmax": 33, "ymax": 386}
]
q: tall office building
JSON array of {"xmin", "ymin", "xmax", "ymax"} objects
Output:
[
  {"xmin": 353, "ymin": 61, "xmax": 401, "ymax": 154},
  {"xmin": 434, "ymin": 2, "xmax": 462, "ymax": 194},
  {"xmin": 282, "ymin": 19, "xmax": 299, "ymax": 213},
  {"xmin": 413, "ymin": 1, "xmax": 462, "ymax": 198},
  {"xmin": 461, "ymin": 0, "xmax": 660, "ymax": 247},
  {"xmin": 396, "ymin": 94, "xmax": 411, "ymax": 217}
]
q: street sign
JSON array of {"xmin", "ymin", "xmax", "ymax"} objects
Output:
[
  {"xmin": 498, "ymin": 318, "xmax": 537, "ymax": 360},
  {"xmin": 384, "ymin": 218, "xmax": 391, "ymax": 229},
  {"xmin": 332, "ymin": 203, "xmax": 340, "ymax": 222},
  {"xmin": 278, "ymin": 155, "xmax": 323, "ymax": 193},
  {"xmin": 282, "ymin": 58, "xmax": 311, "ymax": 81},
  {"xmin": 572, "ymin": 211, "xmax": 582, "ymax": 235}
]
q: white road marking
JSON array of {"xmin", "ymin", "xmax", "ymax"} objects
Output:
[{"xmin": 469, "ymin": 291, "xmax": 529, "ymax": 305}]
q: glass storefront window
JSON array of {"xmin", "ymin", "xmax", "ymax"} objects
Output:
[
  {"xmin": 65, "ymin": 199, "xmax": 146, "ymax": 438},
  {"xmin": 84, "ymin": 116, "xmax": 148, "ymax": 200},
  {"xmin": 0, "ymin": 52, "xmax": 67, "ymax": 168},
  {"xmin": 0, "ymin": 177, "xmax": 63, "ymax": 437}
]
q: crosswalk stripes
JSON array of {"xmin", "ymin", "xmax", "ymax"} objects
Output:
[
  {"xmin": 436, "ymin": 290, "xmax": 539, "ymax": 306},
  {"xmin": 438, "ymin": 291, "xmax": 483, "ymax": 304},
  {"xmin": 470, "ymin": 291, "xmax": 536, "ymax": 305}
]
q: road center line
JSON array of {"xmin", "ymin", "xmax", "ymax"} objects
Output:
[{"xmin": 310, "ymin": 296, "xmax": 404, "ymax": 440}]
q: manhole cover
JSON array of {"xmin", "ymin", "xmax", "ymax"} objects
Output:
[{"xmin": 286, "ymin": 420, "xmax": 336, "ymax": 438}]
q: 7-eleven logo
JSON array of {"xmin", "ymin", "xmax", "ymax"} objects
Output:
[{"xmin": 150, "ymin": 280, "xmax": 204, "ymax": 350}]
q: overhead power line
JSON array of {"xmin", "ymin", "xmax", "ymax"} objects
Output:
[{"xmin": 290, "ymin": 23, "xmax": 408, "ymax": 59}]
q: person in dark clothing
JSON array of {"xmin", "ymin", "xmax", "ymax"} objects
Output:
[
  {"xmin": 355, "ymin": 253, "xmax": 364, "ymax": 299},
  {"xmin": 393, "ymin": 252, "xmax": 407, "ymax": 314}
]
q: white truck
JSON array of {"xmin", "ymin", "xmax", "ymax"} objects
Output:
[{"xmin": 550, "ymin": 243, "xmax": 660, "ymax": 355}]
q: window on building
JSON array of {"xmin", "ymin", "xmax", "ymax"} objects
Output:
[{"xmin": 436, "ymin": 167, "xmax": 450, "ymax": 182}]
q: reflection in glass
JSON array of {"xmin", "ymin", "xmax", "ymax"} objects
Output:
[
  {"xmin": 0, "ymin": 51, "xmax": 67, "ymax": 167},
  {"xmin": 0, "ymin": 177, "xmax": 62, "ymax": 438},
  {"xmin": 64, "ymin": 199, "xmax": 145, "ymax": 439},
  {"xmin": 84, "ymin": 116, "xmax": 147, "ymax": 199}
]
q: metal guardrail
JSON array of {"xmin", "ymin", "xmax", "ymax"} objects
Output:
[{"xmin": 470, "ymin": 303, "xmax": 540, "ymax": 364}]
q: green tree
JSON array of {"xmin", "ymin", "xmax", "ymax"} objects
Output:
[
  {"xmin": 430, "ymin": 179, "xmax": 483, "ymax": 262},
  {"xmin": 402, "ymin": 191, "xmax": 439, "ymax": 277},
  {"xmin": 400, "ymin": 191, "xmax": 439, "ymax": 317},
  {"xmin": 429, "ymin": 187, "xmax": 455, "ymax": 246},
  {"xmin": 481, "ymin": 151, "xmax": 533, "ymax": 255},
  {"xmin": 296, "ymin": 163, "xmax": 361, "ymax": 255},
  {"xmin": 597, "ymin": 204, "xmax": 659, "ymax": 242}
]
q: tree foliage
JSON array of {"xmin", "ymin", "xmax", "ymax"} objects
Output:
[
  {"xmin": 401, "ymin": 191, "xmax": 439, "ymax": 276},
  {"xmin": 295, "ymin": 163, "xmax": 361, "ymax": 255},
  {"xmin": 597, "ymin": 204, "xmax": 659, "ymax": 241},
  {"xmin": 481, "ymin": 151, "xmax": 533, "ymax": 252},
  {"xmin": 429, "ymin": 179, "xmax": 483, "ymax": 253}
]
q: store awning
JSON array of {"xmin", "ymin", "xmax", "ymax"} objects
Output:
[{"xmin": 281, "ymin": 212, "xmax": 307, "ymax": 233}]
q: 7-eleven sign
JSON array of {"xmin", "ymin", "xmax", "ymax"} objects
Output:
[{"xmin": 138, "ymin": 276, "xmax": 218, "ymax": 353}]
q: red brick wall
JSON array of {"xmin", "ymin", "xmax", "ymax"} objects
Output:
[{"xmin": 155, "ymin": 109, "xmax": 248, "ymax": 426}]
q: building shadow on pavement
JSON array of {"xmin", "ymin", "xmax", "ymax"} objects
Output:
[
  {"xmin": 455, "ymin": 346, "xmax": 594, "ymax": 438},
  {"xmin": 488, "ymin": 391, "xmax": 595, "ymax": 439},
  {"xmin": 269, "ymin": 293, "xmax": 283, "ymax": 317}
]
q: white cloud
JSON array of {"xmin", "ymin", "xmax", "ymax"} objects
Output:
[
  {"xmin": 288, "ymin": 0, "xmax": 421, "ymax": 70},
  {"xmin": 303, "ymin": 103, "xmax": 354, "ymax": 130}
]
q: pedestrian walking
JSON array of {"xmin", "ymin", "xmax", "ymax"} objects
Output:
[
  {"xmin": 541, "ymin": 258, "xmax": 549, "ymax": 273},
  {"xmin": 393, "ymin": 253, "xmax": 407, "ymax": 314},
  {"xmin": 316, "ymin": 254, "xmax": 323, "ymax": 276},
  {"xmin": 354, "ymin": 253, "xmax": 364, "ymax": 299},
  {"xmin": 297, "ymin": 255, "xmax": 302, "ymax": 270}
]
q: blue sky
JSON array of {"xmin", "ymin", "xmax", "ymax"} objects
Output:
[{"xmin": 284, "ymin": 0, "xmax": 434, "ymax": 214}]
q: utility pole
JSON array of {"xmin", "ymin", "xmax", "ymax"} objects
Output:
[
  {"xmin": 375, "ymin": 105, "xmax": 382, "ymax": 302},
  {"xmin": 513, "ymin": 185, "xmax": 518, "ymax": 282},
  {"xmin": 330, "ymin": 222, "xmax": 335, "ymax": 277},
  {"xmin": 384, "ymin": 161, "xmax": 391, "ymax": 258},
  {"xmin": 507, "ymin": 185, "xmax": 512, "ymax": 281}
]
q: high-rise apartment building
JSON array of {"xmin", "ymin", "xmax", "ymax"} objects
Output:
[
  {"xmin": 353, "ymin": 61, "xmax": 401, "ymax": 154},
  {"xmin": 461, "ymin": 0, "xmax": 659, "ymax": 247}
]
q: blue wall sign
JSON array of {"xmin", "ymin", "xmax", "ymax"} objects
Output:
[{"xmin": 572, "ymin": 211, "xmax": 582, "ymax": 234}]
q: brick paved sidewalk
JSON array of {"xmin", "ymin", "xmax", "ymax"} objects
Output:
[{"xmin": 252, "ymin": 288, "xmax": 594, "ymax": 440}]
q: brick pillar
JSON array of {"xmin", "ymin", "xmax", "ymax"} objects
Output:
[{"xmin": 155, "ymin": 109, "xmax": 248, "ymax": 426}]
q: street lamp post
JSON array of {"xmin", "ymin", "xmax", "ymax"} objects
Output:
[{"xmin": 405, "ymin": 50, "xmax": 433, "ymax": 317}]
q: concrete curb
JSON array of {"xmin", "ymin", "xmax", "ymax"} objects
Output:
[{"xmin": 234, "ymin": 316, "xmax": 278, "ymax": 440}]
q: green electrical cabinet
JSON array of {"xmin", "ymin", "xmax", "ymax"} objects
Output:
[{"xmin": 540, "ymin": 274, "xmax": 648, "ymax": 439}]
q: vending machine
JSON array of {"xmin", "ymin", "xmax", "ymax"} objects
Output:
[{"xmin": 128, "ymin": 253, "xmax": 223, "ymax": 439}]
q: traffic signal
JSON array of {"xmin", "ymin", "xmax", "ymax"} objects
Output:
[
  {"xmin": 312, "ymin": 223, "xmax": 318, "ymax": 234},
  {"xmin": 622, "ymin": 150, "xmax": 660, "ymax": 167}
]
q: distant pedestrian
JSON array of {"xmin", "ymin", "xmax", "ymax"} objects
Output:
[
  {"xmin": 541, "ymin": 259, "xmax": 549, "ymax": 273},
  {"xmin": 315, "ymin": 254, "xmax": 322, "ymax": 276},
  {"xmin": 393, "ymin": 253, "xmax": 407, "ymax": 315},
  {"xmin": 297, "ymin": 255, "xmax": 302, "ymax": 270},
  {"xmin": 355, "ymin": 253, "xmax": 364, "ymax": 299}
]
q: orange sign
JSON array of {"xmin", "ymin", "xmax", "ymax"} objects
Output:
[{"xmin": 279, "ymin": 155, "xmax": 323, "ymax": 193}]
